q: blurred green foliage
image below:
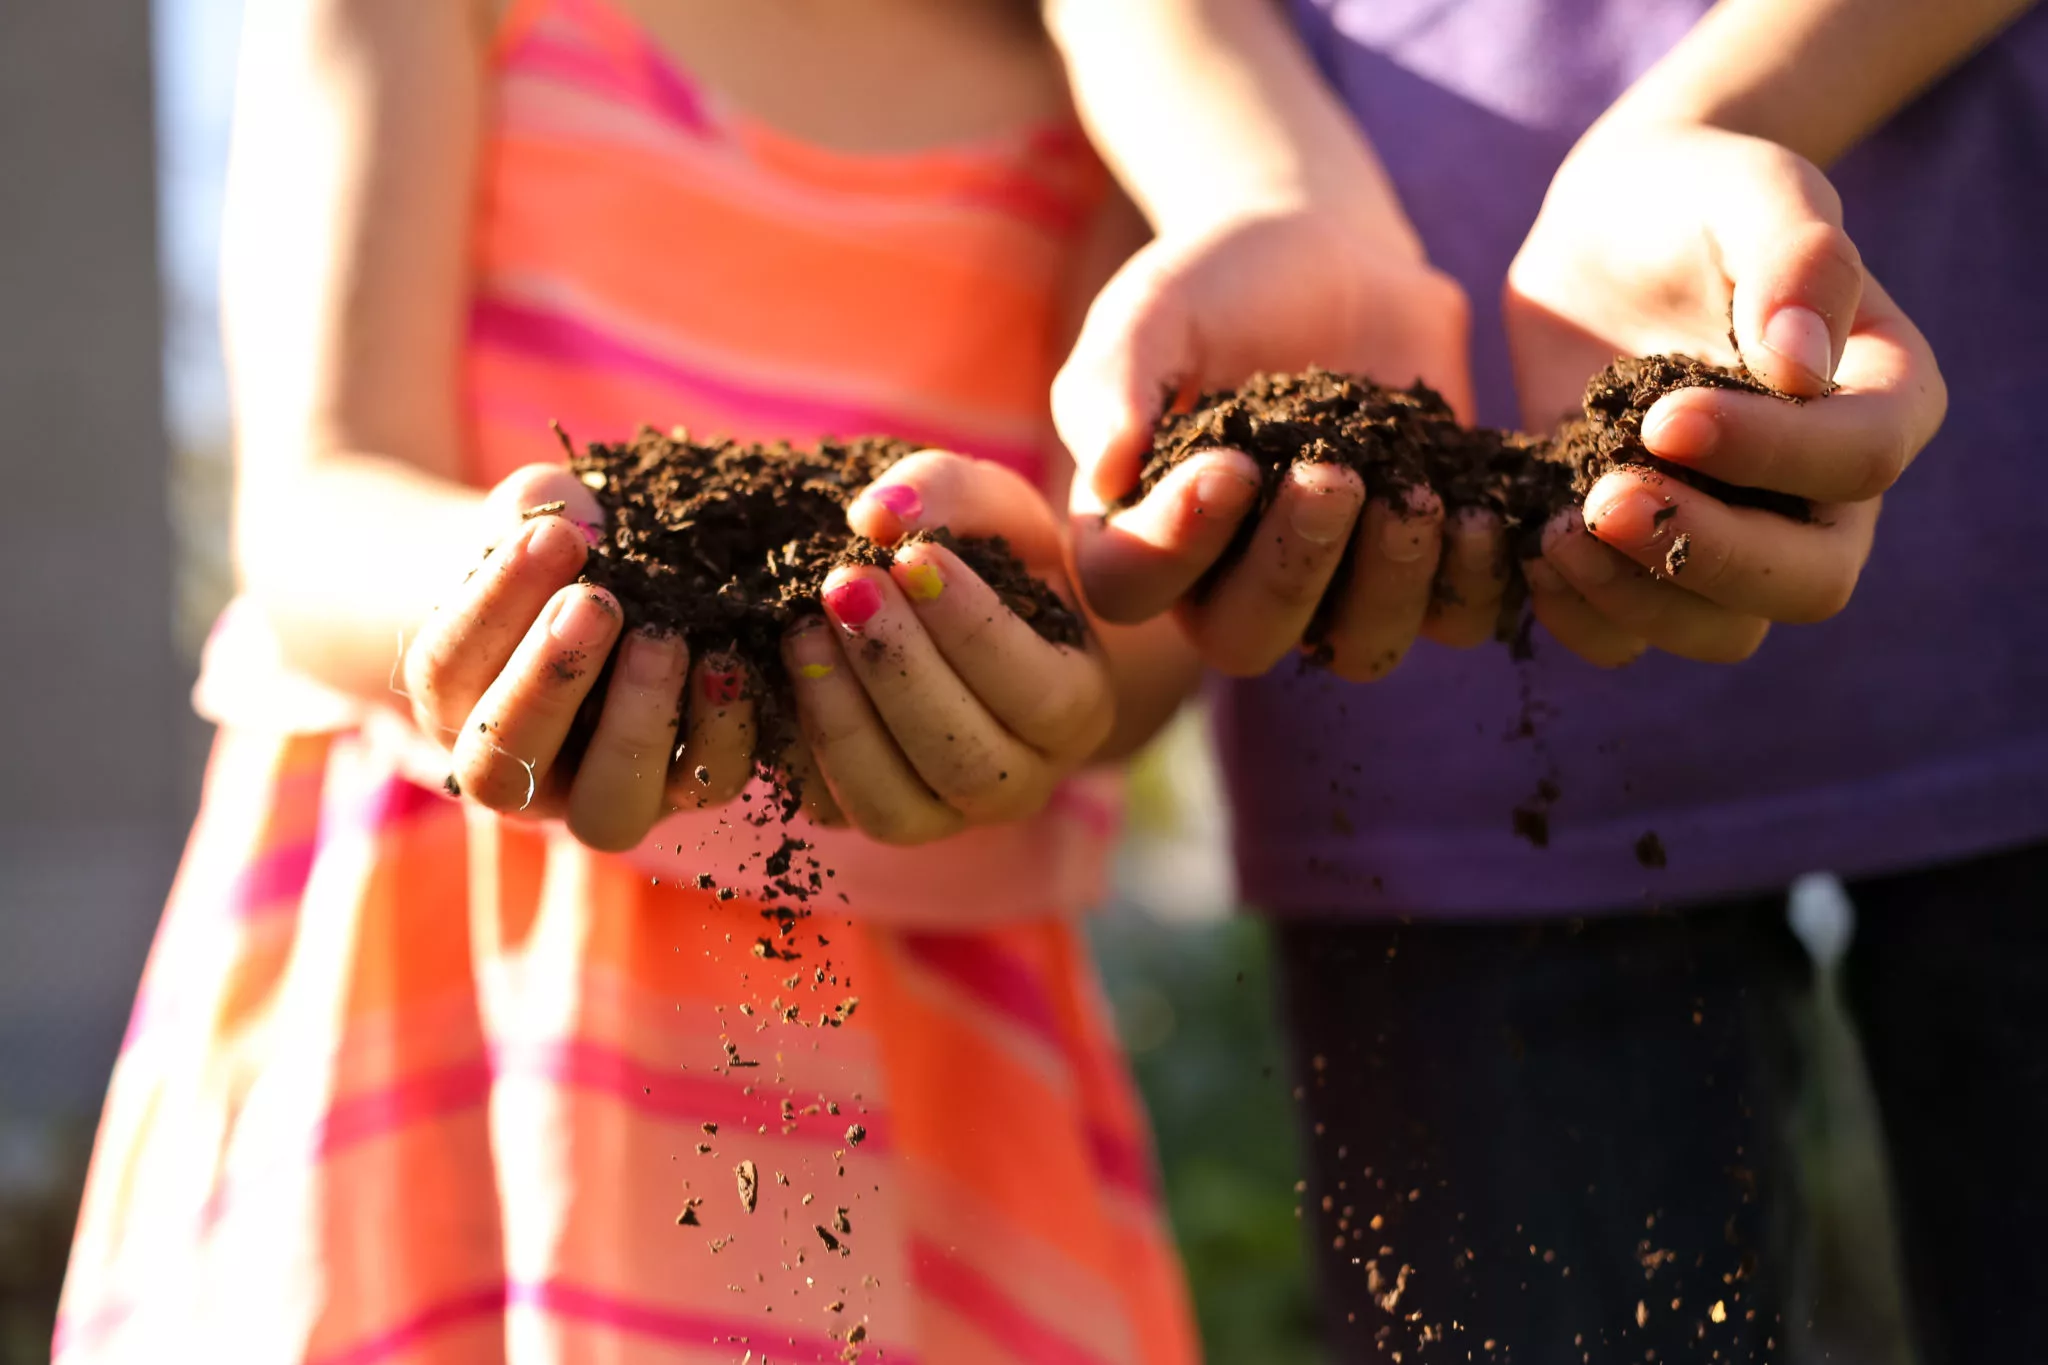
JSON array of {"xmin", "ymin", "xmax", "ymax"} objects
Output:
[{"xmin": 1091, "ymin": 912, "xmax": 1325, "ymax": 1365}]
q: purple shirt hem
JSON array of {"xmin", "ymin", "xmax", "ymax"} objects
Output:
[{"xmin": 1235, "ymin": 734, "xmax": 2048, "ymax": 918}]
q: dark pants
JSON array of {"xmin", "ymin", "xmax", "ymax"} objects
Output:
[{"xmin": 1274, "ymin": 841, "xmax": 2048, "ymax": 1364}]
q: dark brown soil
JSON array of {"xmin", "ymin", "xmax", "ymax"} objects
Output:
[
  {"xmin": 1130, "ymin": 354, "xmax": 1814, "ymax": 638},
  {"xmin": 565, "ymin": 427, "xmax": 1084, "ymax": 779}
]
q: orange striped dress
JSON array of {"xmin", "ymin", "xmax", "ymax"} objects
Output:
[{"xmin": 54, "ymin": 1, "xmax": 1197, "ymax": 1362}]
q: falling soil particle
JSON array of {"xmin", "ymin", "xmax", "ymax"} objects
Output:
[
  {"xmin": 1511, "ymin": 779, "xmax": 1561, "ymax": 849},
  {"xmin": 735, "ymin": 1159, "xmax": 759, "ymax": 1214},
  {"xmin": 845, "ymin": 1123, "xmax": 866, "ymax": 1147},
  {"xmin": 676, "ymin": 1198, "xmax": 703, "ymax": 1226},
  {"xmin": 1635, "ymin": 831, "xmax": 1669, "ymax": 870}
]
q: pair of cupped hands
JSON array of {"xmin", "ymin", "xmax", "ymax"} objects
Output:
[{"xmin": 403, "ymin": 124, "xmax": 1945, "ymax": 853}]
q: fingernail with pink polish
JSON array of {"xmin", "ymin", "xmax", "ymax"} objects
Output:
[
  {"xmin": 822, "ymin": 577, "xmax": 884, "ymax": 631},
  {"xmin": 863, "ymin": 482, "xmax": 922, "ymax": 527},
  {"xmin": 573, "ymin": 519, "xmax": 605, "ymax": 547}
]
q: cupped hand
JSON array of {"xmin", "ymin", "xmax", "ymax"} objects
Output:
[
  {"xmin": 1053, "ymin": 207, "xmax": 1507, "ymax": 680},
  {"xmin": 401, "ymin": 463, "xmax": 758, "ymax": 851},
  {"xmin": 780, "ymin": 450, "xmax": 1115, "ymax": 845},
  {"xmin": 1505, "ymin": 120, "xmax": 1947, "ymax": 666}
]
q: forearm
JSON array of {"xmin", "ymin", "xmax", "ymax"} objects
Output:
[
  {"xmin": 1610, "ymin": 0, "xmax": 2038, "ymax": 164},
  {"xmin": 1044, "ymin": 0, "xmax": 1420, "ymax": 250},
  {"xmin": 235, "ymin": 450, "xmax": 489, "ymax": 704}
]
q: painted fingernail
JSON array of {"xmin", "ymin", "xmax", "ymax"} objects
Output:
[
  {"xmin": 573, "ymin": 519, "xmax": 605, "ymax": 547},
  {"xmin": 1289, "ymin": 479, "xmax": 1357, "ymax": 546},
  {"xmin": 1761, "ymin": 306, "xmax": 1833, "ymax": 386},
  {"xmin": 862, "ymin": 482, "xmax": 923, "ymax": 527},
  {"xmin": 1641, "ymin": 402, "xmax": 1718, "ymax": 461},
  {"xmin": 1380, "ymin": 508, "xmax": 1432, "ymax": 563},
  {"xmin": 898, "ymin": 561, "xmax": 945, "ymax": 601},
  {"xmin": 700, "ymin": 652, "xmax": 744, "ymax": 703},
  {"xmin": 1523, "ymin": 559, "xmax": 1566, "ymax": 594},
  {"xmin": 548, "ymin": 589, "xmax": 618, "ymax": 647},
  {"xmin": 622, "ymin": 629, "xmax": 682, "ymax": 685},
  {"xmin": 822, "ymin": 577, "xmax": 884, "ymax": 630},
  {"xmin": 796, "ymin": 661, "xmax": 835, "ymax": 680}
]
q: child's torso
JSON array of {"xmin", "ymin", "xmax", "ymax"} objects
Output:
[{"xmin": 465, "ymin": 0, "xmax": 1101, "ymax": 486}]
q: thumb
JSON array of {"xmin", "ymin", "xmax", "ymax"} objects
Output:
[
  {"xmin": 1710, "ymin": 149, "xmax": 1864, "ymax": 397},
  {"xmin": 847, "ymin": 449, "xmax": 1064, "ymax": 567},
  {"xmin": 1052, "ymin": 246, "xmax": 1195, "ymax": 517},
  {"xmin": 484, "ymin": 461, "xmax": 606, "ymax": 543}
]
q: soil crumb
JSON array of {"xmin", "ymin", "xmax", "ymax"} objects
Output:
[{"xmin": 1634, "ymin": 831, "xmax": 1669, "ymax": 870}]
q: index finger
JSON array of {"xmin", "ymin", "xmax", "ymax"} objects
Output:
[{"xmin": 1069, "ymin": 448, "xmax": 1263, "ymax": 624}]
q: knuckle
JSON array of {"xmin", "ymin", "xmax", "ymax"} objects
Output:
[
  {"xmin": 1849, "ymin": 431, "xmax": 1910, "ymax": 503},
  {"xmin": 587, "ymin": 723, "xmax": 674, "ymax": 779},
  {"xmin": 931, "ymin": 743, "xmax": 1012, "ymax": 807},
  {"xmin": 455, "ymin": 746, "xmax": 535, "ymax": 813},
  {"xmin": 860, "ymin": 801, "xmax": 960, "ymax": 848},
  {"xmin": 1796, "ymin": 568, "xmax": 1859, "ymax": 624},
  {"xmin": 1803, "ymin": 218, "xmax": 1861, "ymax": 278},
  {"xmin": 805, "ymin": 702, "xmax": 871, "ymax": 754},
  {"xmin": 1256, "ymin": 559, "xmax": 1338, "ymax": 616},
  {"xmin": 1677, "ymin": 617, "xmax": 1770, "ymax": 664},
  {"xmin": 566, "ymin": 801, "xmax": 646, "ymax": 854},
  {"xmin": 958, "ymin": 768, "xmax": 1051, "ymax": 824},
  {"xmin": 1019, "ymin": 674, "xmax": 1104, "ymax": 748}
]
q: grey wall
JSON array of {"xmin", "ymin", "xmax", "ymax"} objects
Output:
[{"xmin": 0, "ymin": 0, "xmax": 191, "ymax": 1134}]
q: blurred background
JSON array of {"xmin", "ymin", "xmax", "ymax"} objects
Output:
[{"xmin": 0, "ymin": 3, "xmax": 1914, "ymax": 1363}]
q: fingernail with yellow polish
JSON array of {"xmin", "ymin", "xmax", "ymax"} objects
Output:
[
  {"xmin": 900, "ymin": 562, "xmax": 945, "ymax": 601},
  {"xmin": 797, "ymin": 662, "xmax": 835, "ymax": 680}
]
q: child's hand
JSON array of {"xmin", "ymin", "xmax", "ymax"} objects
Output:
[
  {"xmin": 1053, "ymin": 208, "xmax": 1506, "ymax": 680},
  {"xmin": 781, "ymin": 451, "xmax": 1114, "ymax": 845},
  {"xmin": 402, "ymin": 464, "xmax": 758, "ymax": 851},
  {"xmin": 1505, "ymin": 120, "xmax": 1946, "ymax": 665}
]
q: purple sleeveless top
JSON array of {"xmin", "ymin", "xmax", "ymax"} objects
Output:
[{"xmin": 1215, "ymin": 0, "xmax": 2048, "ymax": 916}]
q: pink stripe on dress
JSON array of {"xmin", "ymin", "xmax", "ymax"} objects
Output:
[
  {"xmin": 896, "ymin": 934, "xmax": 1066, "ymax": 1048},
  {"xmin": 910, "ymin": 1239, "xmax": 1117, "ymax": 1365}
]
